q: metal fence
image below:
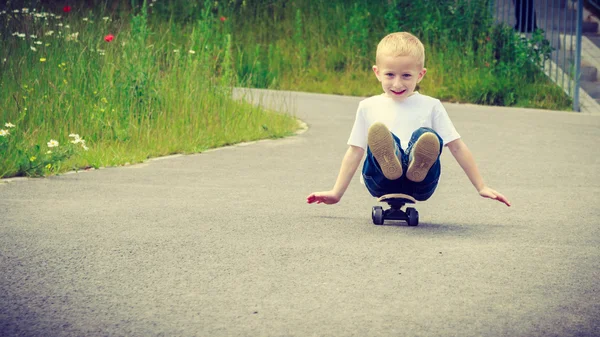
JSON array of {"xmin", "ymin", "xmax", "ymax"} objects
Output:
[{"xmin": 492, "ymin": 0, "xmax": 584, "ymax": 111}]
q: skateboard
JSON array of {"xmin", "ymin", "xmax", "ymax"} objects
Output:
[{"xmin": 372, "ymin": 193, "xmax": 419, "ymax": 226}]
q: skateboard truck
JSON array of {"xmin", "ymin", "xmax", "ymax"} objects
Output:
[{"xmin": 372, "ymin": 193, "xmax": 419, "ymax": 226}]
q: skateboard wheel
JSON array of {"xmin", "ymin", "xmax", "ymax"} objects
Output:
[
  {"xmin": 406, "ymin": 207, "xmax": 419, "ymax": 226},
  {"xmin": 372, "ymin": 206, "xmax": 384, "ymax": 225}
]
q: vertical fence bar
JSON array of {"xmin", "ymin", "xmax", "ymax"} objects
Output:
[
  {"xmin": 503, "ymin": 0, "xmax": 508, "ymax": 27},
  {"xmin": 525, "ymin": 0, "xmax": 529, "ymax": 32},
  {"xmin": 544, "ymin": 0, "xmax": 549, "ymax": 72},
  {"xmin": 573, "ymin": 0, "xmax": 582, "ymax": 111},
  {"xmin": 544, "ymin": 0, "xmax": 549, "ymax": 34},
  {"xmin": 568, "ymin": 0, "xmax": 575, "ymax": 96},
  {"xmin": 555, "ymin": 0, "xmax": 561, "ymax": 83},
  {"xmin": 528, "ymin": 0, "xmax": 532, "ymax": 31},
  {"xmin": 559, "ymin": 0, "xmax": 569, "ymax": 89},
  {"xmin": 520, "ymin": 0, "xmax": 525, "ymax": 32},
  {"xmin": 550, "ymin": 0, "xmax": 555, "ymax": 76}
]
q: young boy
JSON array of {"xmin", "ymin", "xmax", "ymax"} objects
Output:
[{"xmin": 306, "ymin": 32, "xmax": 510, "ymax": 207}]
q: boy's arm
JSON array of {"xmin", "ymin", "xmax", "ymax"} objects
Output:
[
  {"xmin": 307, "ymin": 145, "xmax": 365, "ymax": 204},
  {"xmin": 447, "ymin": 139, "xmax": 511, "ymax": 207}
]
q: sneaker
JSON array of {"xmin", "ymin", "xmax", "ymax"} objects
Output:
[
  {"xmin": 368, "ymin": 122, "xmax": 402, "ymax": 180},
  {"xmin": 406, "ymin": 132, "xmax": 440, "ymax": 183}
]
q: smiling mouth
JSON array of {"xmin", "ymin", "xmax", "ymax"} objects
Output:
[{"xmin": 390, "ymin": 89, "xmax": 406, "ymax": 95}]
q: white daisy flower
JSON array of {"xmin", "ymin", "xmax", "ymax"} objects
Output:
[
  {"xmin": 188, "ymin": 50, "xmax": 195, "ymax": 54},
  {"xmin": 30, "ymin": 46, "xmax": 37, "ymax": 52},
  {"xmin": 47, "ymin": 139, "xmax": 59, "ymax": 147},
  {"xmin": 69, "ymin": 134, "xmax": 82, "ymax": 144},
  {"xmin": 4, "ymin": 122, "xmax": 15, "ymax": 128},
  {"xmin": 0, "ymin": 129, "xmax": 9, "ymax": 137}
]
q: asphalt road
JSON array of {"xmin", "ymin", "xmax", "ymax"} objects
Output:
[{"xmin": 1, "ymin": 89, "xmax": 599, "ymax": 337}]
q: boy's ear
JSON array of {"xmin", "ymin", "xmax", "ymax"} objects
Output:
[
  {"xmin": 372, "ymin": 65, "xmax": 380, "ymax": 80},
  {"xmin": 417, "ymin": 68, "xmax": 427, "ymax": 82}
]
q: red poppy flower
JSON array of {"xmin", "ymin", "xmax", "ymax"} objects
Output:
[
  {"xmin": 220, "ymin": 16, "xmax": 226, "ymax": 22},
  {"xmin": 104, "ymin": 34, "xmax": 114, "ymax": 42},
  {"xmin": 63, "ymin": 6, "xmax": 71, "ymax": 13}
]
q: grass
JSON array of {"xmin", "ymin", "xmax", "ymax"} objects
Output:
[
  {"xmin": 0, "ymin": 2, "xmax": 299, "ymax": 178},
  {"xmin": 229, "ymin": 0, "xmax": 572, "ymax": 110},
  {"xmin": 0, "ymin": 0, "xmax": 574, "ymax": 179}
]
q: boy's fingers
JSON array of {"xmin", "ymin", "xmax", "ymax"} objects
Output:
[
  {"xmin": 481, "ymin": 189, "xmax": 511, "ymax": 207},
  {"xmin": 307, "ymin": 193, "xmax": 326, "ymax": 204},
  {"xmin": 499, "ymin": 195, "xmax": 511, "ymax": 207},
  {"xmin": 494, "ymin": 192, "xmax": 511, "ymax": 207}
]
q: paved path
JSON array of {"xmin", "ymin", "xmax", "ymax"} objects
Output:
[{"xmin": 1, "ymin": 89, "xmax": 599, "ymax": 337}]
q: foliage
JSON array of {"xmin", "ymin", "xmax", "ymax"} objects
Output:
[
  {"xmin": 0, "ymin": 0, "xmax": 298, "ymax": 179},
  {"xmin": 222, "ymin": 0, "xmax": 570, "ymax": 109},
  {"xmin": 1, "ymin": 121, "xmax": 88, "ymax": 177}
]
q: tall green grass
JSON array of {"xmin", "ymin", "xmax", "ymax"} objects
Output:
[
  {"xmin": 0, "ymin": 1, "xmax": 299, "ymax": 178},
  {"xmin": 229, "ymin": 0, "xmax": 570, "ymax": 109},
  {"xmin": 0, "ymin": 0, "xmax": 573, "ymax": 178}
]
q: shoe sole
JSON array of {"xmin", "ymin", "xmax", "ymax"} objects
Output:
[
  {"xmin": 368, "ymin": 123, "xmax": 403, "ymax": 180},
  {"xmin": 406, "ymin": 133, "xmax": 440, "ymax": 183}
]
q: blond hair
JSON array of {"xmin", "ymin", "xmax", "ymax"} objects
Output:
[{"xmin": 376, "ymin": 32, "xmax": 425, "ymax": 67}]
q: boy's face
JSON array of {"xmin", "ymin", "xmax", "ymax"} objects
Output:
[{"xmin": 373, "ymin": 55, "xmax": 427, "ymax": 101}]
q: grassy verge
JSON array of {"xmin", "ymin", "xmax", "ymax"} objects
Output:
[{"xmin": 0, "ymin": 2, "xmax": 299, "ymax": 178}]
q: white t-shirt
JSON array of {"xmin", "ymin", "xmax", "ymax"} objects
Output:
[{"xmin": 347, "ymin": 92, "xmax": 461, "ymax": 151}]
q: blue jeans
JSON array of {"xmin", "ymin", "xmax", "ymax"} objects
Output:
[{"xmin": 362, "ymin": 127, "xmax": 443, "ymax": 201}]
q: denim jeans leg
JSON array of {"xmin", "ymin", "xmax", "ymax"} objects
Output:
[
  {"xmin": 404, "ymin": 127, "xmax": 444, "ymax": 201},
  {"xmin": 362, "ymin": 133, "xmax": 409, "ymax": 197}
]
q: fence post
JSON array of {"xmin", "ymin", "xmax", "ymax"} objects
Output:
[{"xmin": 574, "ymin": 0, "xmax": 583, "ymax": 112}]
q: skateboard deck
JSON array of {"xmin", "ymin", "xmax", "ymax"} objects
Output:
[{"xmin": 377, "ymin": 193, "xmax": 416, "ymax": 204}]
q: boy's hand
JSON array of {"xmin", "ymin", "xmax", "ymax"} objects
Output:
[
  {"xmin": 306, "ymin": 191, "xmax": 341, "ymax": 205},
  {"xmin": 478, "ymin": 186, "xmax": 511, "ymax": 207}
]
